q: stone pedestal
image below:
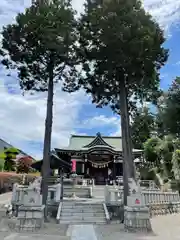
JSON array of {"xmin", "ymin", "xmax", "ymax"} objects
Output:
[
  {"xmin": 9, "ymin": 205, "xmax": 45, "ymax": 232},
  {"xmin": 123, "ymin": 177, "xmax": 152, "ymax": 232},
  {"xmin": 124, "ymin": 206, "xmax": 152, "ymax": 232}
]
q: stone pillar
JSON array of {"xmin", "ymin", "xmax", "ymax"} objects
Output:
[
  {"xmin": 15, "ymin": 205, "xmax": 45, "ymax": 231},
  {"xmin": 124, "ymin": 206, "xmax": 152, "ymax": 232},
  {"xmin": 124, "ymin": 178, "xmax": 152, "ymax": 232}
]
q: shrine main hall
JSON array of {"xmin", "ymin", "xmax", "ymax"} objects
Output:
[{"xmin": 32, "ymin": 133, "xmax": 143, "ymax": 185}]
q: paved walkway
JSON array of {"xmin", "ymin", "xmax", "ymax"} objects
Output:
[
  {"xmin": 0, "ymin": 192, "xmax": 12, "ymax": 206},
  {"xmin": 95, "ymin": 214, "xmax": 180, "ymax": 240},
  {"xmin": 67, "ymin": 225, "xmax": 97, "ymax": 240},
  {"xmin": 1, "ymin": 214, "xmax": 180, "ymax": 240}
]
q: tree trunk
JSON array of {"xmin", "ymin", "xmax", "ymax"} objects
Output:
[
  {"xmin": 119, "ymin": 77, "xmax": 136, "ymax": 206},
  {"xmin": 41, "ymin": 57, "xmax": 54, "ymax": 220}
]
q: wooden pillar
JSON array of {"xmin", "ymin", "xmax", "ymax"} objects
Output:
[
  {"xmin": 82, "ymin": 163, "xmax": 85, "ymax": 174},
  {"xmin": 113, "ymin": 156, "xmax": 116, "ymax": 181},
  {"xmin": 84, "ymin": 155, "xmax": 88, "ymax": 177}
]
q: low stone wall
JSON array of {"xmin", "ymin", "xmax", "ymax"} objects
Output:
[
  {"xmin": 142, "ymin": 190, "xmax": 180, "ymax": 205},
  {"xmin": 11, "ymin": 183, "xmax": 61, "ymax": 207},
  {"xmin": 105, "ymin": 186, "xmax": 180, "ymax": 206},
  {"xmin": 149, "ymin": 202, "xmax": 180, "ymax": 217}
]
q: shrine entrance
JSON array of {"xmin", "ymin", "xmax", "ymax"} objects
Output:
[{"xmin": 87, "ymin": 154, "xmax": 113, "ymax": 185}]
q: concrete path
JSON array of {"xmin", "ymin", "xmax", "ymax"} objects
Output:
[
  {"xmin": 67, "ymin": 225, "xmax": 97, "ymax": 240},
  {"xmin": 2, "ymin": 214, "xmax": 180, "ymax": 240},
  {"xmin": 0, "ymin": 192, "xmax": 12, "ymax": 205},
  {"xmin": 95, "ymin": 213, "xmax": 180, "ymax": 240}
]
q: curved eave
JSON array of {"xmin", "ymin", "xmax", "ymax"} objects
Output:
[
  {"xmin": 31, "ymin": 154, "xmax": 71, "ymax": 171},
  {"xmin": 55, "ymin": 147, "xmax": 143, "ymax": 156}
]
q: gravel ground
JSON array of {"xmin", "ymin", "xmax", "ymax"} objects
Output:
[
  {"xmin": 1, "ymin": 214, "xmax": 180, "ymax": 240},
  {"xmin": 95, "ymin": 214, "xmax": 180, "ymax": 240}
]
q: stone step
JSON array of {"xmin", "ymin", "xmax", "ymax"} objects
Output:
[
  {"xmin": 59, "ymin": 220, "xmax": 106, "ymax": 224},
  {"xmin": 62, "ymin": 205, "xmax": 104, "ymax": 209},
  {"xmin": 61, "ymin": 215, "xmax": 105, "ymax": 219},
  {"xmin": 61, "ymin": 207, "xmax": 104, "ymax": 212},
  {"xmin": 62, "ymin": 202, "xmax": 100, "ymax": 206},
  {"xmin": 60, "ymin": 216, "xmax": 105, "ymax": 222},
  {"xmin": 61, "ymin": 212, "xmax": 104, "ymax": 217},
  {"xmin": 62, "ymin": 203, "xmax": 103, "ymax": 207}
]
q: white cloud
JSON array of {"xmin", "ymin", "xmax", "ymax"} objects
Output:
[
  {"xmin": 82, "ymin": 115, "xmax": 119, "ymax": 129},
  {"xmin": 143, "ymin": 0, "xmax": 180, "ymax": 32},
  {"xmin": 0, "ymin": 78, "xmax": 88, "ymax": 158},
  {"xmin": 0, "ymin": 0, "xmax": 179, "ymax": 159},
  {"xmin": 175, "ymin": 61, "xmax": 180, "ymax": 66},
  {"xmin": 75, "ymin": 0, "xmax": 180, "ymax": 33}
]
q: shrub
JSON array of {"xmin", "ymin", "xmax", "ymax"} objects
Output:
[
  {"xmin": 16, "ymin": 156, "xmax": 33, "ymax": 173},
  {"xmin": 0, "ymin": 172, "xmax": 37, "ymax": 193}
]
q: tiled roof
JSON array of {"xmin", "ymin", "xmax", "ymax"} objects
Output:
[{"xmin": 56, "ymin": 133, "xmax": 142, "ymax": 153}]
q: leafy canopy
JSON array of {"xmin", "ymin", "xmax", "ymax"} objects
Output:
[
  {"xmin": 0, "ymin": 0, "xmax": 78, "ymax": 91},
  {"xmin": 162, "ymin": 77, "xmax": 180, "ymax": 137},
  {"xmin": 131, "ymin": 107, "xmax": 155, "ymax": 149},
  {"xmin": 65, "ymin": 0, "xmax": 169, "ymax": 112},
  {"xmin": 144, "ymin": 137, "xmax": 160, "ymax": 164}
]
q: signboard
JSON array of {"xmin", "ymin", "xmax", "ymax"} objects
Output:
[
  {"xmin": 135, "ymin": 199, "xmax": 140, "ymax": 204},
  {"xmin": 71, "ymin": 159, "xmax": 76, "ymax": 172}
]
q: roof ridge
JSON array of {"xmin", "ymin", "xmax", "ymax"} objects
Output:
[
  {"xmin": 83, "ymin": 133, "xmax": 114, "ymax": 148},
  {"xmin": 71, "ymin": 134, "xmax": 122, "ymax": 138}
]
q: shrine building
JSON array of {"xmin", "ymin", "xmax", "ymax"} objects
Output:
[{"xmin": 32, "ymin": 132, "xmax": 143, "ymax": 185}]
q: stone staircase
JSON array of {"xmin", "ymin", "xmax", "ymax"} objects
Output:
[{"xmin": 59, "ymin": 201, "xmax": 107, "ymax": 224}]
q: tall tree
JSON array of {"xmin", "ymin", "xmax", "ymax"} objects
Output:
[
  {"xmin": 0, "ymin": 0, "xmax": 78, "ymax": 217},
  {"xmin": 161, "ymin": 77, "xmax": 180, "ymax": 136},
  {"xmin": 64, "ymin": 0, "xmax": 168, "ymax": 204},
  {"xmin": 131, "ymin": 107, "xmax": 155, "ymax": 149}
]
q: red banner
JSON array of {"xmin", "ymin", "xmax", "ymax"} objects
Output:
[{"xmin": 71, "ymin": 159, "xmax": 76, "ymax": 172}]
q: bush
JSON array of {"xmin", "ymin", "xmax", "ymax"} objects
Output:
[
  {"xmin": 16, "ymin": 156, "xmax": 33, "ymax": 173},
  {"xmin": 0, "ymin": 172, "xmax": 37, "ymax": 193},
  {"xmin": 170, "ymin": 180, "xmax": 180, "ymax": 193}
]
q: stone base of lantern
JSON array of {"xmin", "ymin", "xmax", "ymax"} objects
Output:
[
  {"xmin": 124, "ymin": 206, "xmax": 152, "ymax": 233},
  {"xmin": 8, "ymin": 205, "xmax": 45, "ymax": 232}
]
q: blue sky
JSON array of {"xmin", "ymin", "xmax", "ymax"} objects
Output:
[
  {"xmin": 0, "ymin": 0, "xmax": 180, "ymax": 159},
  {"xmin": 160, "ymin": 27, "xmax": 180, "ymax": 89}
]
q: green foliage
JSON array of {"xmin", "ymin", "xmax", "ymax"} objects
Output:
[
  {"xmin": 0, "ymin": 147, "xmax": 20, "ymax": 171},
  {"xmin": 1, "ymin": 0, "xmax": 78, "ymax": 91},
  {"xmin": 131, "ymin": 107, "xmax": 155, "ymax": 149},
  {"xmin": 161, "ymin": 77, "xmax": 180, "ymax": 137},
  {"xmin": 0, "ymin": 0, "xmax": 79, "ymax": 208},
  {"xmin": 144, "ymin": 137, "xmax": 160, "ymax": 164},
  {"xmin": 16, "ymin": 156, "xmax": 33, "ymax": 174},
  {"xmin": 65, "ymin": 0, "xmax": 168, "ymax": 112},
  {"xmin": 156, "ymin": 135, "xmax": 174, "ymax": 178},
  {"xmin": 172, "ymin": 149, "xmax": 180, "ymax": 180},
  {"xmin": 0, "ymin": 158, "xmax": 5, "ymax": 171}
]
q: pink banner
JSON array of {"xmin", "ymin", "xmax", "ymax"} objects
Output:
[{"xmin": 71, "ymin": 159, "xmax": 76, "ymax": 172}]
